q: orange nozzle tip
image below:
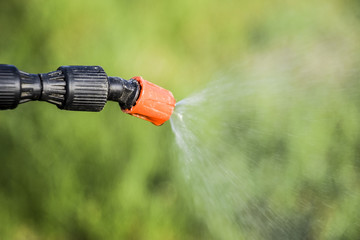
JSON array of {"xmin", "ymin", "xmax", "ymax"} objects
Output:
[{"xmin": 122, "ymin": 76, "xmax": 176, "ymax": 126}]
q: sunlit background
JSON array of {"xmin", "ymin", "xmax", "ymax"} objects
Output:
[{"xmin": 0, "ymin": 0, "xmax": 360, "ymax": 239}]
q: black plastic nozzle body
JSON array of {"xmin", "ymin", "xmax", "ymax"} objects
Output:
[{"xmin": 0, "ymin": 64, "xmax": 140, "ymax": 111}]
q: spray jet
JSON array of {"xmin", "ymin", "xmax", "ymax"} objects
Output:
[{"xmin": 0, "ymin": 64, "xmax": 176, "ymax": 125}]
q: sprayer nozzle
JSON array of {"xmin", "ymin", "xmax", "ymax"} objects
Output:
[
  {"xmin": 0, "ymin": 64, "xmax": 176, "ymax": 126},
  {"xmin": 122, "ymin": 76, "xmax": 176, "ymax": 126}
]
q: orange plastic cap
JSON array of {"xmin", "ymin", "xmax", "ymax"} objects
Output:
[{"xmin": 122, "ymin": 76, "xmax": 176, "ymax": 126}]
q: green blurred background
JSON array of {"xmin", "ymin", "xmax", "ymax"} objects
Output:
[{"xmin": 0, "ymin": 0, "xmax": 360, "ymax": 239}]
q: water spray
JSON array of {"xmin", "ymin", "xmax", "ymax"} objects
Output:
[{"xmin": 0, "ymin": 64, "xmax": 176, "ymax": 125}]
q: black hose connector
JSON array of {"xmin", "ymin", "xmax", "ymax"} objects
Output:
[
  {"xmin": 0, "ymin": 64, "xmax": 140, "ymax": 112},
  {"xmin": 59, "ymin": 66, "xmax": 108, "ymax": 111},
  {"xmin": 108, "ymin": 77, "xmax": 139, "ymax": 110}
]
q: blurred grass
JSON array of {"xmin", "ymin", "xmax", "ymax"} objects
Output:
[{"xmin": 0, "ymin": 0, "xmax": 360, "ymax": 239}]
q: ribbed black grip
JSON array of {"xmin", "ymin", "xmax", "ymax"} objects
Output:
[
  {"xmin": 58, "ymin": 66, "xmax": 108, "ymax": 112},
  {"xmin": 0, "ymin": 65, "xmax": 21, "ymax": 109}
]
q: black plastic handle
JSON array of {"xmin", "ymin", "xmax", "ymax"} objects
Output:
[{"xmin": 0, "ymin": 64, "xmax": 139, "ymax": 112}]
